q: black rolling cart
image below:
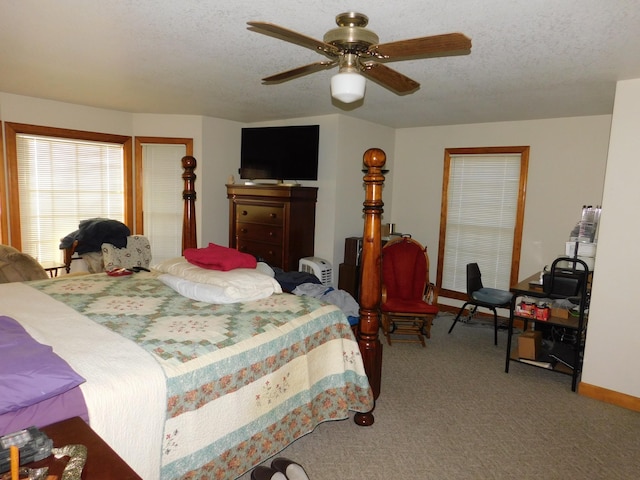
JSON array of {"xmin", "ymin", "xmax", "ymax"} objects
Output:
[{"xmin": 505, "ymin": 256, "xmax": 590, "ymax": 391}]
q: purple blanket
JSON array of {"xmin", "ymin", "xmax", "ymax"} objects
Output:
[{"xmin": 0, "ymin": 315, "xmax": 88, "ymax": 435}]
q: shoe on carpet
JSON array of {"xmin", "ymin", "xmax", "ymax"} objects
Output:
[
  {"xmin": 251, "ymin": 465, "xmax": 288, "ymax": 480},
  {"xmin": 271, "ymin": 458, "xmax": 310, "ymax": 480}
]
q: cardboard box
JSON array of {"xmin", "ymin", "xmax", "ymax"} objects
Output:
[
  {"xmin": 551, "ymin": 307, "xmax": 570, "ymax": 319},
  {"xmin": 518, "ymin": 331, "xmax": 542, "ymax": 360}
]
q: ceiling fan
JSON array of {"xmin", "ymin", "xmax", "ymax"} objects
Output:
[{"xmin": 247, "ymin": 12, "xmax": 471, "ymax": 103}]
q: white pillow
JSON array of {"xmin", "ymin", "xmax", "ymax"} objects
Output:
[{"xmin": 152, "ymin": 257, "xmax": 282, "ymax": 303}]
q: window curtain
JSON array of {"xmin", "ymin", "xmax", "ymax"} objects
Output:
[
  {"xmin": 17, "ymin": 134, "xmax": 124, "ymax": 263},
  {"xmin": 442, "ymin": 154, "xmax": 521, "ymax": 292},
  {"xmin": 141, "ymin": 144, "xmax": 186, "ymax": 263}
]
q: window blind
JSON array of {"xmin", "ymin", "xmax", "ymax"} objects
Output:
[
  {"xmin": 442, "ymin": 154, "xmax": 521, "ymax": 292},
  {"xmin": 17, "ymin": 134, "xmax": 125, "ymax": 263},
  {"xmin": 142, "ymin": 144, "xmax": 186, "ymax": 262}
]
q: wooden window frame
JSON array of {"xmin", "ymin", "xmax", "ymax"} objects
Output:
[
  {"xmin": 436, "ymin": 146, "xmax": 529, "ymax": 301},
  {"xmin": 3, "ymin": 122, "xmax": 133, "ymax": 249},
  {"xmin": 133, "ymin": 137, "xmax": 193, "ymax": 234}
]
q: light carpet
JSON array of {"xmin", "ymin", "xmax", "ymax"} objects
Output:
[{"xmin": 238, "ymin": 313, "xmax": 640, "ymax": 479}]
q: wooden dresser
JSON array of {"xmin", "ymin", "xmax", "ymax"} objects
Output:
[{"xmin": 226, "ymin": 184, "xmax": 317, "ymax": 271}]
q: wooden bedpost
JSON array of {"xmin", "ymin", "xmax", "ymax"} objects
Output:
[
  {"xmin": 354, "ymin": 148, "xmax": 385, "ymax": 427},
  {"xmin": 182, "ymin": 156, "xmax": 197, "ymax": 252}
]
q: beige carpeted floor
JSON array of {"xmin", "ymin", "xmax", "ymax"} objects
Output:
[{"xmin": 238, "ymin": 313, "xmax": 640, "ymax": 480}]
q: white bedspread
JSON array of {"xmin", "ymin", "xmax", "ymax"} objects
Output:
[
  {"xmin": 3, "ymin": 273, "xmax": 373, "ymax": 480},
  {"xmin": 1, "ymin": 282, "xmax": 166, "ymax": 480}
]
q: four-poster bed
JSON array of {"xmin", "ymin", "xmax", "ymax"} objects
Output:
[
  {"xmin": 354, "ymin": 148, "xmax": 385, "ymax": 422},
  {"xmin": 0, "ymin": 149, "xmax": 386, "ymax": 479},
  {"xmin": 180, "ymin": 151, "xmax": 386, "ymax": 423}
]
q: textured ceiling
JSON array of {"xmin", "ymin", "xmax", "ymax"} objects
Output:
[{"xmin": 1, "ymin": 1, "xmax": 640, "ymax": 128}]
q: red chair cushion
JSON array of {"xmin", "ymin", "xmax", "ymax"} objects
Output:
[{"xmin": 382, "ymin": 240, "xmax": 427, "ymax": 301}]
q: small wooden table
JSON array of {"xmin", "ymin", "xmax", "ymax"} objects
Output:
[
  {"xmin": 39, "ymin": 261, "xmax": 66, "ymax": 278},
  {"xmin": 25, "ymin": 417, "xmax": 141, "ymax": 479}
]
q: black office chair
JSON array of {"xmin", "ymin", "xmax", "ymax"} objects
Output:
[
  {"xmin": 543, "ymin": 256, "xmax": 589, "ymax": 300},
  {"xmin": 448, "ymin": 262, "xmax": 513, "ymax": 345}
]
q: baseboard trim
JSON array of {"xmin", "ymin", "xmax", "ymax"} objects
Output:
[{"xmin": 579, "ymin": 382, "xmax": 640, "ymax": 412}]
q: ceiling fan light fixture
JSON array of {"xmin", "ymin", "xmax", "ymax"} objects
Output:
[
  {"xmin": 331, "ymin": 71, "xmax": 366, "ymax": 103},
  {"xmin": 249, "ymin": 13, "xmax": 471, "ymax": 102}
]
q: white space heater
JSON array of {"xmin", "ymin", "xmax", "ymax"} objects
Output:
[{"xmin": 299, "ymin": 257, "xmax": 333, "ymax": 286}]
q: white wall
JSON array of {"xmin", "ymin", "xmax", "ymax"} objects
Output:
[
  {"xmin": 201, "ymin": 116, "xmax": 243, "ymax": 247},
  {"xmin": 392, "ymin": 116, "xmax": 612, "ymax": 293},
  {"xmin": 0, "ymin": 92, "xmax": 132, "ymax": 134},
  {"xmin": 242, "ymin": 115, "xmax": 395, "ymax": 274},
  {"xmin": 333, "ymin": 116, "xmax": 395, "ymax": 270},
  {"xmin": 582, "ymin": 79, "xmax": 640, "ymax": 398}
]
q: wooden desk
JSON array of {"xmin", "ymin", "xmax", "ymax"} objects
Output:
[
  {"xmin": 26, "ymin": 417, "xmax": 141, "ymax": 479},
  {"xmin": 512, "ymin": 272, "xmax": 544, "ymax": 294},
  {"xmin": 510, "ymin": 272, "xmax": 585, "ymax": 329}
]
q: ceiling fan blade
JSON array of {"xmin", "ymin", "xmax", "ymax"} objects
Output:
[
  {"xmin": 361, "ymin": 63, "xmax": 420, "ymax": 94},
  {"xmin": 262, "ymin": 61, "xmax": 337, "ymax": 83},
  {"xmin": 369, "ymin": 33, "xmax": 471, "ymax": 60},
  {"xmin": 247, "ymin": 21, "xmax": 341, "ymax": 57}
]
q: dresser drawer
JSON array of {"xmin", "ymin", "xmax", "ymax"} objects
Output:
[
  {"xmin": 237, "ymin": 222, "xmax": 283, "ymax": 244},
  {"xmin": 237, "ymin": 240, "xmax": 283, "ymax": 266},
  {"xmin": 236, "ymin": 204, "xmax": 284, "ymax": 226}
]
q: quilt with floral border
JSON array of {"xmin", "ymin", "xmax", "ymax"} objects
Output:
[{"xmin": 31, "ymin": 272, "xmax": 373, "ymax": 479}]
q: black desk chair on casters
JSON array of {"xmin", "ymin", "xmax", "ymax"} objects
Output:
[{"xmin": 448, "ymin": 262, "xmax": 513, "ymax": 345}]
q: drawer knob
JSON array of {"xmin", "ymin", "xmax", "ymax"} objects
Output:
[
  {"xmin": 240, "ymin": 228, "xmax": 247, "ymax": 233},
  {"xmin": 268, "ymin": 231, "xmax": 274, "ymax": 237},
  {"xmin": 241, "ymin": 210, "xmax": 248, "ymax": 216},
  {"xmin": 269, "ymin": 213, "xmax": 277, "ymax": 218}
]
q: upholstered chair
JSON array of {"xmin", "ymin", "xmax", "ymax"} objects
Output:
[{"xmin": 0, "ymin": 245, "xmax": 48, "ymax": 283}]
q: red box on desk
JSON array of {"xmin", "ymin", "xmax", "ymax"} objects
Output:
[
  {"xmin": 535, "ymin": 305, "xmax": 550, "ymax": 320},
  {"xmin": 515, "ymin": 301, "xmax": 535, "ymax": 317}
]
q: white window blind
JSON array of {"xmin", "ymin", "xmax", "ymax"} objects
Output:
[
  {"xmin": 17, "ymin": 134, "xmax": 125, "ymax": 263},
  {"xmin": 442, "ymin": 154, "xmax": 521, "ymax": 292},
  {"xmin": 142, "ymin": 144, "xmax": 186, "ymax": 262}
]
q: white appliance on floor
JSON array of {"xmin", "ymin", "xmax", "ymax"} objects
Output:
[{"xmin": 299, "ymin": 257, "xmax": 333, "ymax": 286}]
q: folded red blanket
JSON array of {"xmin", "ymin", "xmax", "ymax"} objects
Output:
[{"xmin": 183, "ymin": 242, "xmax": 257, "ymax": 271}]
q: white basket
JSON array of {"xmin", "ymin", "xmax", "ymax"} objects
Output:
[
  {"xmin": 565, "ymin": 241, "xmax": 597, "ymax": 258},
  {"xmin": 299, "ymin": 257, "xmax": 333, "ymax": 286}
]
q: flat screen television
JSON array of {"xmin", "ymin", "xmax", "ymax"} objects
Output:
[{"xmin": 239, "ymin": 125, "xmax": 319, "ymax": 182}]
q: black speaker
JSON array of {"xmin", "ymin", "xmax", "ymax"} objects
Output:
[
  {"xmin": 338, "ymin": 263, "xmax": 360, "ymax": 299},
  {"xmin": 343, "ymin": 237, "xmax": 363, "ymax": 266}
]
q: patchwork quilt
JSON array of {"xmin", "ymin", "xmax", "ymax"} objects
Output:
[{"xmin": 29, "ymin": 273, "xmax": 373, "ymax": 479}]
